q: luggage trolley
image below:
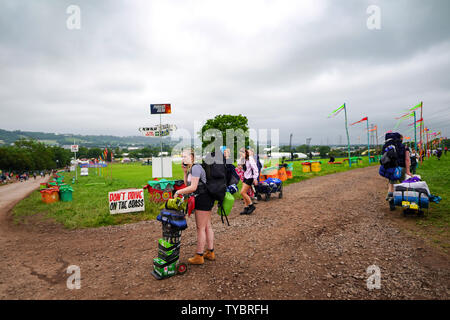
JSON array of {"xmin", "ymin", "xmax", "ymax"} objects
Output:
[
  {"xmin": 393, "ymin": 185, "xmax": 430, "ymax": 217},
  {"xmin": 255, "ymin": 177, "xmax": 283, "ymax": 202},
  {"xmin": 151, "ymin": 198, "xmax": 189, "ymax": 280}
]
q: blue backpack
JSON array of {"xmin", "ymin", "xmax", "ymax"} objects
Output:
[{"xmin": 379, "ymin": 165, "xmax": 402, "ymax": 181}]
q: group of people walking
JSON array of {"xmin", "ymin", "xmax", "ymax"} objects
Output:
[{"xmin": 0, "ymin": 170, "xmax": 51, "ymax": 184}]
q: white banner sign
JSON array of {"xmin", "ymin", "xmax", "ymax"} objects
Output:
[
  {"xmin": 71, "ymin": 145, "xmax": 79, "ymax": 152},
  {"xmin": 80, "ymin": 167, "xmax": 88, "ymax": 176},
  {"xmin": 152, "ymin": 157, "xmax": 173, "ymax": 178},
  {"xmin": 109, "ymin": 189, "xmax": 145, "ymax": 215},
  {"xmin": 139, "ymin": 124, "xmax": 177, "ymax": 137}
]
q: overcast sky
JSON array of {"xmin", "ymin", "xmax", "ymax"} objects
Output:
[{"xmin": 1, "ymin": 0, "xmax": 449, "ymax": 145}]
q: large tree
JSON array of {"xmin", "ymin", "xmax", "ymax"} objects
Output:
[{"xmin": 199, "ymin": 114, "xmax": 251, "ymax": 159}]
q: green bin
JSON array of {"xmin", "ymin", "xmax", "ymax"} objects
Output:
[{"xmin": 59, "ymin": 185, "xmax": 74, "ymax": 202}]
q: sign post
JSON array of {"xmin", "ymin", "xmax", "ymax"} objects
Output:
[
  {"xmin": 71, "ymin": 143, "xmax": 79, "ymax": 181},
  {"xmin": 150, "ymin": 104, "xmax": 172, "ymax": 178}
]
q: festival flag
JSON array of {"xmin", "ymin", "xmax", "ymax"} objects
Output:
[
  {"xmin": 409, "ymin": 103, "xmax": 422, "ymax": 111},
  {"xmin": 368, "ymin": 125, "xmax": 378, "ymax": 132},
  {"xmin": 395, "ymin": 111, "xmax": 414, "ymax": 120},
  {"xmin": 327, "ymin": 104, "xmax": 345, "ymax": 118},
  {"xmin": 393, "ymin": 112, "xmax": 415, "ymax": 129},
  {"xmin": 350, "ymin": 116, "xmax": 368, "ymax": 126},
  {"xmin": 328, "ymin": 103, "xmax": 352, "ymax": 167},
  {"xmin": 407, "ymin": 118, "xmax": 423, "ymax": 126},
  {"xmin": 349, "ymin": 116, "xmax": 371, "ymax": 162}
]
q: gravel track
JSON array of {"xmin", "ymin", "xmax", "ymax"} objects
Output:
[{"xmin": 0, "ymin": 166, "xmax": 448, "ymax": 299}]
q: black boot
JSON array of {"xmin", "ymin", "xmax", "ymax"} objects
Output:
[
  {"xmin": 240, "ymin": 206, "xmax": 249, "ymax": 215},
  {"xmin": 246, "ymin": 203, "xmax": 256, "ymax": 214}
]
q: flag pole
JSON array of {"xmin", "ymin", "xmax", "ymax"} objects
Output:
[
  {"xmin": 375, "ymin": 125, "xmax": 379, "ymax": 156},
  {"xmin": 414, "ymin": 111, "xmax": 417, "ymax": 151},
  {"xmin": 344, "ymin": 103, "xmax": 351, "ymax": 167},
  {"xmin": 420, "ymin": 101, "xmax": 423, "ymax": 164},
  {"xmin": 366, "ymin": 118, "xmax": 370, "ymax": 163}
]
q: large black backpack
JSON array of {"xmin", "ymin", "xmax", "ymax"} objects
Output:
[
  {"xmin": 380, "ymin": 133, "xmax": 405, "ymax": 168},
  {"xmin": 201, "ymin": 151, "xmax": 229, "ymax": 225}
]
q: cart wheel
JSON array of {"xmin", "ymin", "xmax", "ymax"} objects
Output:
[
  {"xmin": 278, "ymin": 191, "xmax": 283, "ymax": 199},
  {"xmin": 256, "ymin": 194, "xmax": 262, "ymax": 201},
  {"xmin": 389, "ymin": 199, "xmax": 396, "ymax": 211},
  {"xmin": 265, "ymin": 193, "xmax": 270, "ymax": 201},
  {"xmin": 177, "ymin": 263, "xmax": 187, "ymax": 275}
]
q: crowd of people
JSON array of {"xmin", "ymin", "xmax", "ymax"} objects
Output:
[
  {"xmin": 0, "ymin": 170, "xmax": 52, "ymax": 184},
  {"xmin": 178, "ymin": 140, "xmax": 447, "ymax": 266},
  {"xmin": 173, "ymin": 146, "xmax": 262, "ymax": 265}
]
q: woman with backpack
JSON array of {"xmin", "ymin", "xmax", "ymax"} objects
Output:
[
  {"xmin": 238, "ymin": 148, "xmax": 259, "ymax": 215},
  {"xmin": 173, "ymin": 149, "xmax": 215, "ymax": 265}
]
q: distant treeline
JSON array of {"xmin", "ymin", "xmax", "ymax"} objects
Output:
[
  {"xmin": 0, "ymin": 128, "xmax": 168, "ymax": 147},
  {"xmin": 0, "ymin": 139, "xmax": 72, "ymax": 172}
]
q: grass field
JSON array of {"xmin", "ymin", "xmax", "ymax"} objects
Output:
[
  {"xmin": 403, "ymin": 154, "xmax": 450, "ymax": 250},
  {"xmin": 12, "ymin": 156, "xmax": 383, "ymax": 229}
]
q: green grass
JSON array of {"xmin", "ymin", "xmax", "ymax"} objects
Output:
[
  {"xmin": 12, "ymin": 164, "xmax": 165, "ymax": 229},
  {"xmin": 410, "ymin": 154, "xmax": 450, "ymax": 247},
  {"xmin": 11, "ymin": 156, "xmax": 378, "ymax": 229}
]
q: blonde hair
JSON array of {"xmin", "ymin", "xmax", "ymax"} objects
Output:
[{"xmin": 182, "ymin": 148, "xmax": 195, "ymax": 172}]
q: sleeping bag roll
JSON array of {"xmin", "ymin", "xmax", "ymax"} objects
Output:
[{"xmin": 393, "ymin": 191, "xmax": 429, "ymax": 209}]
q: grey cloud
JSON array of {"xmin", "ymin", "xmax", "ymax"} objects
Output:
[{"xmin": 0, "ymin": 0, "xmax": 449, "ymax": 143}]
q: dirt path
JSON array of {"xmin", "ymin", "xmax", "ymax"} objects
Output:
[
  {"xmin": 0, "ymin": 176, "xmax": 49, "ymax": 222},
  {"xmin": 0, "ymin": 167, "xmax": 448, "ymax": 300}
]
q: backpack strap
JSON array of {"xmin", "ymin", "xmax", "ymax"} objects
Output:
[
  {"xmin": 191, "ymin": 164, "xmax": 207, "ymax": 195},
  {"xmin": 218, "ymin": 202, "xmax": 230, "ymax": 226}
]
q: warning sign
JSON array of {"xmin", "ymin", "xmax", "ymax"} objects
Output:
[{"xmin": 108, "ymin": 189, "xmax": 145, "ymax": 215}]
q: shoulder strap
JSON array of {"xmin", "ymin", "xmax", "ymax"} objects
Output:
[
  {"xmin": 218, "ymin": 203, "xmax": 230, "ymax": 226},
  {"xmin": 201, "ymin": 162, "xmax": 211, "ymax": 181}
]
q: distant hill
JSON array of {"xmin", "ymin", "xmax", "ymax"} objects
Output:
[{"xmin": 0, "ymin": 128, "xmax": 176, "ymax": 148}]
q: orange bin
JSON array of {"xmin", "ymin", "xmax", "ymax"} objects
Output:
[
  {"xmin": 278, "ymin": 167, "xmax": 287, "ymax": 181},
  {"xmin": 261, "ymin": 167, "xmax": 279, "ymax": 180},
  {"xmin": 40, "ymin": 188, "xmax": 60, "ymax": 204}
]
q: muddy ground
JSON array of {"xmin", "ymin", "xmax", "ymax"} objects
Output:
[{"xmin": 0, "ymin": 166, "xmax": 448, "ymax": 299}]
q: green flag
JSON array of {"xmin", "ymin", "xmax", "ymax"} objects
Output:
[{"xmin": 327, "ymin": 104, "xmax": 345, "ymax": 118}]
